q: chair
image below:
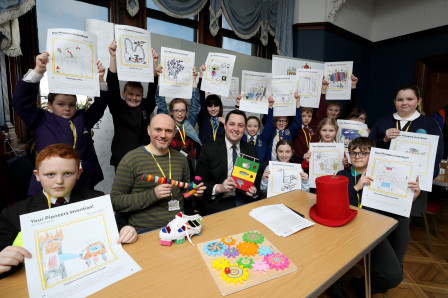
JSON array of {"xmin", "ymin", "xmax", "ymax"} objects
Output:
[{"xmin": 422, "ymin": 200, "xmax": 442, "ymax": 253}]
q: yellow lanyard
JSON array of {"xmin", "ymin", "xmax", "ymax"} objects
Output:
[
  {"xmin": 354, "ymin": 170, "xmax": 362, "ymax": 208},
  {"xmin": 46, "ymin": 193, "xmax": 52, "ymax": 209},
  {"xmin": 210, "ymin": 119, "xmax": 217, "ymax": 141},
  {"xmin": 146, "ymin": 145, "xmax": 171, "ymax": 179},
  {"xmin": 396, "ymin": 120, "xmax": 412, "ymax": 132},
  {"xmin": 302, "ymin": 127, "xmax": 311, "ymax": 148},
  {"xmin": 247, "ymin": 135, "xmax": 256, "ymax": 145},
  {"xmin": 176, "ymin": 124, "xmax": 186, "ymax": 146},
  {"xmin": 70, "ymin": 120, "xmax": 76, "ymax": 148}
]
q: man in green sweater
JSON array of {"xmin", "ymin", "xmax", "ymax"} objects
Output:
[{"xmin": 111, "ymin": 114, "xmax": 205, "ymax": 232}]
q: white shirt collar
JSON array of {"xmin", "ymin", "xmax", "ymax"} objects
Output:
[
  {"xmin": 393, "ymin": 110, "xmax": 420, "ymax": 121},
  {"xmin": 43, "ymin": 190, "xmax": 71, "ymax": 205},
  {"xmin": 225, "ymin": 136, "xmax": 240, "ymax": 151}
]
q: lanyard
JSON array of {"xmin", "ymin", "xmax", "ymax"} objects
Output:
[
  {"xmin": 354, "ymin": 170, "xmax": 362, "ymax": 208},
  {"xmin": 276, "ymin": 130, "xmax": 283, "ymax": 142},
  {"xmin": 146, "ymin": 145, "xmax": 171, "ymax": 179},
  {"xmin": 210, "ymin": 119, "xmax": 217, "ymax": 141},
  {"xmin": 70, "ymin": 120, "xmax": 76, "ymax": 148},
  {"xmin": 46, "ymin": 193, "xmax": 52, "ymax": 209},
  {"xmin": 396, "ymin": 120, "xmax": 412, "ymax": 132},
  {"xmin": 176, "ymin": 124, "xmax": 186, "ymax": 146},
  {"xmin": 302, "ymin": 127, "xmax": 311, "ymax": 148}
]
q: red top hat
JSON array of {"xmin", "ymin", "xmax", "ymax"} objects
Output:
[{"xmin": 309, "ymin": 175, "xmax": 357, "ymax": 227}]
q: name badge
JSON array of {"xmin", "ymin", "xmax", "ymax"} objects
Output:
[{"xmin": 168, "ymin": 199, "xmax": 180, "ymax": 211}]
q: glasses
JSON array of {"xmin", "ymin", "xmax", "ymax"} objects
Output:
[
  {"xmin": 172, "ymin": 109, "xmax": 186, "ymax": 114},
  {"xmin": 276, "ymin": 120, "xmax": 288, "ymax": 124},
  {"xmin": 349, "ymin": 151, "xmax": 370, "ymax": 158},
  {"xmin": 350, "ymin": 116, "xmax": 366, "ymax": 121}
]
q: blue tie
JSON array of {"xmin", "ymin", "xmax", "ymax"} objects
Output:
[
  {"xmin": 279, "ymin": 130, "xmax": 284, "ymax": 140},
  {"xmin": 249, "ymin": 136, "xmax": 254, "ymax": 144},
  {"xmin": 211, "ymin": 117, "xmax": 219, "ymax": 132}
]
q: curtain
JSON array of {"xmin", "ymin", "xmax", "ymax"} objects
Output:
[
  {"xmin": 0, "ymin": 0, "xmax": 35, "ymax": 57},
  {"xmin": 152, "ymin": 0, "xmax": 208, "ymax": 19},
  {"xmin": 210, "ymin": 0, "xmax": 294, "ymax": 57}
]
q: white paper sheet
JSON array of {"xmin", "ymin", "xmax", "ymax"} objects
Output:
[
  {"xmin": 271, "ymin": 55, "xmax": 324, "ymax": 75},
  {"xmin": 159, "ymin": 47, "xmax": 195, "ymax": 99},
  {"xmin": 296, "ymin": 68, "xmax": 323, "ymax": 108},
  {"xmin": 336, "ymin": 120, "xmax": 369, "ymax": 149},
  {"xmin": 84, "ymin": 19, "xmax": 114, "ymax": 79},
  {"xmin": 220, "ymin": 77, "xmax": 239, "ymax": 106},
  {"xmin": 46, "ymin": 28, "xmax": 99, "ymax": 97},
  {"xmin": 114, "ymin": 25, "xmax": 154, "ymax": 82},
  {"xmin": 267, "ymin": 161, "xmax": 302, "ymax": 198},
  {"xmin": 240, "ymin": 70, "xmax": 271, "ymax": 114},
  {"xmin": 324, "ymin": 61, "xmax": 353, "ymax": 100},
  {"xmin": 389, "ymin": 131, "xmax": 439, "ymax": 192},
  {"xmin": 249, "ymin": 204, "xmax": 314, "ymax": 237},
  {"xmin": 200, "ymin": 52, "xmax": 236, "ymax": 97},
  {"xmin": 309, "ymin": 142, "xmax": 345, "ymax": 188},
  {"xmin": 271, "ymin": 75, "xmax": 296, "ymax": 117},
  {"xmin": 21, "ymin": 195, "xmax": 141, "ymax": 298},
  {"xmin": 362, "ymin": 148, "xmax": 418, "ymax": 217}
]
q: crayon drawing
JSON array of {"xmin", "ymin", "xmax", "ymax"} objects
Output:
[
  {"xmin": 394, "ymin": 141, "xmax": 430, "ymax": 174},
  {"xmin": 326, "ymin": 68, "xmax": 349, "ymax": 89},
  {"xmin": 244, "ymin": 79, "xmax": 268, "ymax": 102},
  {"xmin": 206, "ymin": 58, "xmax": 230, "ymax": 84},
  {"xmin": 272, "ymin": 84, "xmax": 293, "ymax": 104},
  {"xmin": 370, "ymin": 159, "xmax": 411, "ymax": 197},
  {"xmin": 120, "ymin": 35, "xmax": 149, "ymax": 67},
  {"xmin": 52, "ymin": 39, "xmax": 94, "ymax": 78},
  {"xmin": 298, "ymin": 75, "xmax": 319, "ymax": 96},
  {"xmin": 312, "ymin": 151, "xmax": 340, "ymax": 175},
  {"xmin": 340, "ymin": 128, "xmax": 363, "ymax": 148},
  {"xmin": 164, "ymin": 57, "xmax": 190, "ymax": 85}
]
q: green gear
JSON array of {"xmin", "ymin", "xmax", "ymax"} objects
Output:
[{"xmin": 242, "ymin": 231, "xmax": 264, "ymax": 244}]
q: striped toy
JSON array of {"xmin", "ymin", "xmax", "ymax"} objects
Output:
[{"xmin": 141, "ymin": 174, "xmax": 201, "ymax": 198}]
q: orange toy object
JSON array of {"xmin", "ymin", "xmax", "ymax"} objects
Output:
[
  {"xmin": 221, "ymin": 236, "xmax": 236, "ymax": 246},
  {"xmin": 236, "ymin": 241, "xmax": 259, "ymax": 257}
]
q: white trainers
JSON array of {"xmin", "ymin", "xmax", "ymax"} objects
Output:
[{"xmin": 159, "ymin": 212, "xmax": 202, "ymax": 246}]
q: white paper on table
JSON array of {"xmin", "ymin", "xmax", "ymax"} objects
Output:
[
  {"xmin": 46, "ymin": 28, "xmax": 99, "ymax": 97},
  {"xmin": 324, "ymin": 61, "xmax": 353, "ymax": 100},
  {"xmin": 271, "ymin": 75, "xmax": 296, "ymax": 117},
  {"xmin": 114, "ymin": 25, "xmax": 154, "ymax": 83},
  {"xmin": 240, "ymin": 70, "xmax": 271, "ymax": 114},
  {"xmin": 309, "ymin": 142, "xmax": 345, "ymax": 188},
  {"xmin": 220, "ymin": 77, "xmax": 239, "ymax": 106},
  {"xmin": 296, "ymin": 68, "xmax": 323, "ymax": 108},
  {"xmin": 362, "ymin": 148, "xmax": 418, "ymax": 217},
  {"xmin": 201, "ymin": 52, "xmax": 236, "ymax": 97},
  {"xmin": 389, "ymin": 131, "xmax": 439, "ymax": 192},
  {"xmin": 249, "ymin": 204, "xmax": 314, "ymax": 237},
  {"xmin": 84, "ymin": 19, "xmax": 114, "ymax": 80},
  {"xmin": 159, "ymin": 47, "xmax": 195, "ymax": 99},
  {"xmin": 267, "ymin": 161, "xmax": 302, "ymax": 198},
  {"xmin": 21, "ymin": 195, "xmax": 141, "ymax": 298},
  {"xmin": 271, "ymin": 55, "xmax": 324, "ymax": 75}
]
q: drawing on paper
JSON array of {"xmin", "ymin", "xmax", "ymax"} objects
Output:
[
  {"xmin": 271, "ymin": 168, "xmax": 299, "ymax": 194},
  {"xmin": 312, "ymin": 151, "xmax": 340, "ymax": 175},
  {"xmin": 394, "ymin": 141, "xmax": 430, "ymax": 173},
  {"xmin": 326, "ymin": 68, "xmax": 349, "ymax": 89},
  {"xmin": 298, "ymin": 75, "xmax": 319, "ymax": 96},
  {"xmin": 286, "ymin": 63, "xmax": 311, "ymax": 76},
  {"xmin": 244, "ymin": 79, "xmax": 268, "ymax": 102},
  {"xmin": 81, "ymin": 241, "xmax": 108, "ymax": 268},
  {"xmin": 279, "ymin": 169, "xmax": 298, "ymax": 191},
  {"xmin": 370, "ymin": 159, "xmax": 411, "ymax": 197},
  {"xmin": 53, "ymin": 39, "xmax": 93, "ymax": 78},
  {"xmin": 164, "ymin": 57, "xmax": 190, "ymax": 85},
  {"xmin": 272, "ymin": 84, "xmax": 293, "ymax": 104},
  {"xmin": 121, "ymin": 36, "xmax": 148, "ymax": 65},
  {"xmin": 340, "ymin": 128, "xmax": 363, "ymax": 148},
  {"xmin": 206, "ymin": 59, "xmax": 230, "ymax": 84}
]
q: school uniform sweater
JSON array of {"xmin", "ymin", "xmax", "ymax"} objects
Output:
[{"xmin": 197, "ymin": 78, "xmax": 225, "ymax": 144}]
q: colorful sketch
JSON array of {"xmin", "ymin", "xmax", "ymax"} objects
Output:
[
  {"xmin": 298, "ymin": 75, "xmax": 319, "ymax": 96},
  {"xmin": 370, "ymin": 159, "xmax": 411, "ymax": 197},
  {"xmin": 326, "ymin": 68, "xmax": 349, "ymax": 89},
  {"xmin": 244, "ymin": 79, "xmax": 268, "ymax": 102},
  {"xmin": 120, "ymin": 36, "xmax": 149, "ymax": 66},
  {"xmin": 340, "ymin": 128, "xmax": 363, "ymax": 148},
  {"xmin": 164, "ymin": 57, "xmax": 190, "ymax": 85},
  {"xmin": 394, "ymin": 141, "xmax": 430, "ymax": 174},
  {"xmin": 52, "ymin": 39, "xmax": 93, "ymax": 78},
  {"xmin": 37, "ymin": 215, "xmax": 117, "ymax": 289},
  {"xmin": 312, "ymin": 151, "xmax": 340, "ymax": 175},
  {"xmin": 206, "ymin": 58, "xmax": 230, "ymax": 84}
]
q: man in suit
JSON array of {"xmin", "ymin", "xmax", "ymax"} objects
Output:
[
  {"xmin": 196, "ymin": 110, "xmax": 260, "ymax": 215},
  {"xmin": 0, "ymin": 144, "xmax": 137, "ymax": 278}
]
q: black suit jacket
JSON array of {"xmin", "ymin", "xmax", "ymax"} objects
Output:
[{"xmin": 195, "ymin": 137, "xmax": 260, "ymax": 215}]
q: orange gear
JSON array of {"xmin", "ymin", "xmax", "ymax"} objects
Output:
[
  {"xmin": 236, "ymin": 241, "xmax": 259, "ymax": 257},
  {"xmin": 221, "ymin": 236, "xmax": 236, "ymax": 246}
]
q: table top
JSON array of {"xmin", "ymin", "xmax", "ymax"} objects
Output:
[
  {"xmin": 434, "ymin": 161, "xmax": 448, "ymax": 187},
  {"xmin": 0, "ymin": 190, "xmax": 397, "ymax": 298}
]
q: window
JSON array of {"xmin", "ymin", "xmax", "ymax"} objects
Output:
[
  {"xmin": 221, "ymin": 15, "xmax": 255, "ymax": 56},
  {"xmin": 146, "ymin": 0, "xmax": 197, "ymax": 42}
]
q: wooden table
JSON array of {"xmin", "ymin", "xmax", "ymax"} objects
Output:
[
  {"xmin": 433, "ymin": 161, "xmax": 448, "ymax": 188},
  {"xmin": 0, "ymin": 190, "xmax": 397, "ymax": 298}
]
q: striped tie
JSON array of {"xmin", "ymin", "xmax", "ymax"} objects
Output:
[
  {"xmin": 55, "ymin": 197, "xmax": 66, "ymax": 206},
  {"xmin": 211, "ymin": 117, "xmax": 219, "ymax": 132}
]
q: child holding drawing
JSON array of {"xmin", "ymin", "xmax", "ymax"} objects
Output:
[
  {"xmin": 260, "ymin": 139, "xmax": 310, "ymax": 196},
  {"xmin": 336, "ymin": 137, "xmax": 420, "ymax": 295},
  {"xmin": 107, "ymin": 40, "xmax": 159, "ymax": 169},
  {"xmin": 197, "ymin": 64, "xmax": 225, "ymax": 144},
  {"xmin": 0, "ymin": 144, "xmax": 137, "ymax": 278},
  {"xmin": 12, "ymin": 52, "xmax": 109, "ymax": 195}
]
